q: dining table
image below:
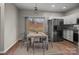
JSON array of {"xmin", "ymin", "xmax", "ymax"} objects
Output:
[{"xmin": 27, "ymin": 32, "xmax": 48, "ymax": 49}]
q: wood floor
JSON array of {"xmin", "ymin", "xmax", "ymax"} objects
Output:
[{"xmin": 2, "ymin": 40, "xmax": 79, "ymax": 55}]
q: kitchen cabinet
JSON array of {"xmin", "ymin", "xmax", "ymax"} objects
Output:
[
  {"xmin": 63, "ymin": 30, "xmax": 65, "ymax": 39},
  {"xmin": 64, "ymin": 17, "xmax": 76, "ymax": 24},
  {"xmin": 67, "ymin": 30, "xmax": 73, "ymax": 42},
  {"xmin": 69, "ymin": 18, "xmax": 76, "ymax": 24},
  {"xmin": 69, "ymin": 30, "xmax": 73, "ymax": 42},
  {"xmin": 63, "ymin": 29, "xmax": 73, "ymax": 42},
  {"xmin": 73, "ymin": 32, "xmax": 78, "ymax": 43},
  {"xmin": 77, "ymin": 18, "xmax": 79, "ymax": 24},
  {"xmin": 63, "ymin": 30, "xmax": 67, "ymax": 39},
  {"xmin": 64, "ymin": 17, "xmax": 70, "ymax": 24}
]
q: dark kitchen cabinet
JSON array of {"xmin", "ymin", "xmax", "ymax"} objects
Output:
[
  {"xmin": 73, "ymin": 32, "xmax": 78, "ymax": 44},
  {"xmin": 77, "ymin": 18, "xmax": 79, "ymax": 24}
]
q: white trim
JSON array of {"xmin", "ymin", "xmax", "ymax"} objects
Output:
[{"xmin": 0, "ymin": 40, "xmax": 18, "ymax": 54}]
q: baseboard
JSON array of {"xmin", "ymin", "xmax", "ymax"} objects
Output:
[
  {"xmin": 0, "ymin": 40, "xmax": 19, "ymax": 54},
  {"xmin": 63, "ymin": 38, "xmax": 78, "ymax": 45},
  {"xmin": 0, "ymin": 51, "xmax": 4, "ymax": 54}
]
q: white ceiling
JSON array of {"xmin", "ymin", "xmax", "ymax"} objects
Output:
[{"xmin": 14, "ymin": 3, "xmax": 79, "ymax": 12}]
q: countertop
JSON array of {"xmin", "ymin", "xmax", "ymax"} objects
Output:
[{"xmin": 63, "ymin": 28, "xmax": 79, "ymax": 34}]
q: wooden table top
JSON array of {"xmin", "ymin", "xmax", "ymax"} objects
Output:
[{"xmin": 27, "ymin": 32, "xmax": 47, "ymax": 38}]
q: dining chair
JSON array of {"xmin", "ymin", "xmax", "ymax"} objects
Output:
[
  {"xmin": 32, "ymin": 37, "xmax": 42, "ymax": 54},
  {"xmin": 21, "ymin": 33, "xmax": 30, "ymax": 51},
  {"xmin": 42, "ymin": 36, "xmax": 48, "ymax": 55},
  {"xmin": 32, "ymin": 36, "xmax": 48, "ymax": 55}
]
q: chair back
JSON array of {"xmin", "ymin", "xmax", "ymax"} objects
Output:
[{"xmin": 34, "ymin": 36, "xmax": 40, "ymax": 42}]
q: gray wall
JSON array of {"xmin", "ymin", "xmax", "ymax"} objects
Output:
[
  {"xmin": 64, "ymin": 7, "xmax": 79, "ymax": 21},
  {"xmin": 0, "ymin": 5, "xmax": 1, "ymax": 51},
  {"xmin": 4, "ymin": 3, "xmax": 19, "ymax": 51},
  {"xmin": 65, "ymin": 8, "xmax": 79, "ymax": 16},
  {"xmin": 0, "ymin": 3, "xmax": 5, "ymax": 51},
  {"xmin": 0, "ymin": 3, "xmax": 19, "ymax": 52}
]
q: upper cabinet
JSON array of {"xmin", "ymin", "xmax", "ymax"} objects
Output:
[
  {"xmin": 64, "ymin": 17, "xmax": 69, "ymax": 24},
  {"xmin": 64, "ymin": 16, "xmax": 77, "ymax": 24}
]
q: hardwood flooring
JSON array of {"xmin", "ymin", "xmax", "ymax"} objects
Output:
[{"xmin": 1, "ymin": 40, "xmax": 79, "ymax": 55}]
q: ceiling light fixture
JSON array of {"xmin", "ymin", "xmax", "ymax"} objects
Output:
[
  {"xmin": 51, "ymin": 5, "xmax": 55, "ymax": 7},
  {"xmin": 34, "ymin": 3, "xmax": 38, "ymax": 15},
  {"xmin": 32, "ymin": 3, "xmax": 39, "ymax": 24},
  {"xmin": 63, "ymin": 6, "xmax": 66, "ymax": 9}
]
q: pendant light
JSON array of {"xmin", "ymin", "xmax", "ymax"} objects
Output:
[
  {"xmin": 32, "ymin": 3, "xmax": 38, "ymax": 24},
  {"xmin": 34, "ymin": 3, "xmax": 38, "ymax": 16}
]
